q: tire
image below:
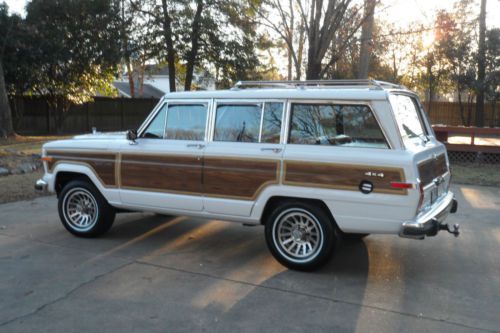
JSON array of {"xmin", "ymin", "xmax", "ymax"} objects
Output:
[
  {"xmin": 58, "ymin": 180, "xmax": 116, "ymax": 237},
  {"xmin": 264, "ymin": 201, "xmax": 337, "ymax": 271}
]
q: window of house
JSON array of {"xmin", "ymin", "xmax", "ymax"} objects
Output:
[
  {"xmin": 288, "ymin": 103, "xmax": 388, "ymax": 148},
  {"xmin": 165, "ymin": 104, "xmax": 207, "ymax": 141}
]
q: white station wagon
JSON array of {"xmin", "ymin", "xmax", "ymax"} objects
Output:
[{"xmin": 36, "ymin": 80, "xmax": 459, "ymax": 270}]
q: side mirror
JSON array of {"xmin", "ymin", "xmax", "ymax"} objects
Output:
[{"xmin": 126, "ymin": 129, "xmax": 138, "ymax": 143}]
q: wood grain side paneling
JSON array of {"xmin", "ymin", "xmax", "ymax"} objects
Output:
[
  {"xmin": 418, "ymin": 154, "xmax": 448, "ymax": 186},
  {"xmin": 46, "ymin": 150, "xmax": 116, "ymax": 186},
  {"xmin": 203, "ymin": 157, "xmax": 280, "ymax": 199},
  {"xmin": 120, "ymin": 154, "xmax": 202, "ymax": 194},
  {"xmin": 284, "ymin": 161, "xmax": 406, "ymax": 195}
]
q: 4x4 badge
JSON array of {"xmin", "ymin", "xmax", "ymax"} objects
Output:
[{"xmin": 365, "ymin": 171, "xmax": 385, "ymax": 178}]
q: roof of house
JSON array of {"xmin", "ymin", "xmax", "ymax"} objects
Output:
[{"xmin": 113, "ymin": 82, "xmax": 165, "ymax": 99}]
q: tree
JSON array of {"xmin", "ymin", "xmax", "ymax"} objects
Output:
[
  {"xmin": 23, "ymin": 0, "xmax": 121, "ymax": 132},
  {"xmin": 298, "ymin": 0, "xmax": 366, "ymax": 79},
  {"xmin": 253, "ymin": 0, "xmax": 306, "ymax": 80},
  {"xmin": 485, "ymin": 28, "xmax": 499, "ymax": 126},
  {"xmin": 357, "ymin": 0, "xmax": 376, "ymax": 79},
  {"xmin": 475, "ymin": 0, "xmax": 487, "ymax": 127},
  {"xmin": 0, "ymin": 3, "xmax": 15, "ymax": 137},
  {"xmin": 435, "ymin": 2, "xmax": 477, "ymax": 126}
]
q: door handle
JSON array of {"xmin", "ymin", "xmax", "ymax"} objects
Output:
[
  {"xmin": 260, "ymin": 147, "xmax": 282, "ymax": 153},
  {"xmin": 187, "ymin": 143, "xmax": 205, "ymax": 149}
]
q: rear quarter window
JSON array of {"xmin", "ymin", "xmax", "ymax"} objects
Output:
[{"xmin": 288, "ymin": 103, "xmax": 388, "ymax": 148}]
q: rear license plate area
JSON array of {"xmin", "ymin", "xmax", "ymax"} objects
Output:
[{"xmin": 430, "ymin": 186, "xmax": 439, "ymax": 204}]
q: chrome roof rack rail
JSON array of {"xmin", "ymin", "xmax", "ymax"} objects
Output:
[{"xmin": 232, "ymin": 79, "xmax": 407, "ymax": 90}]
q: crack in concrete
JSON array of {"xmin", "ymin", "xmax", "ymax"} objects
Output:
[{"xmin": 0, "ymin": 261, "xmax": 133, "ymax": 328}]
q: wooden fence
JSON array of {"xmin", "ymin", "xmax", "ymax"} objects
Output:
[
  {"xmin": 423, "ymin": 101, "xmax": 499, "ymax": 127},
  {"xmin": 8, "ymin": 96, "xmax": 500, "ymax": 135},
  {"xmin": 10, "ymin": 96, "xmax": 160, "ymax": 135}
]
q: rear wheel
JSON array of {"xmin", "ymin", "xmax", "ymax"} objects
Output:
[
  {"xmin": 58, "ymin": 180, "xmax": 115, "ymax": 237},
  {"xmin": 264, "ymin": 201, "xmax": 337, "ymax": 271}
]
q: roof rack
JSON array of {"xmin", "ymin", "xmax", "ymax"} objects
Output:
[{"xmin": 232, "ymin": 79, "xmax": 406, "ymax": 90}]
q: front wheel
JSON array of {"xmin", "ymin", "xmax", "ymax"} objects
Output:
[
  {"xmin": 58, "ymin": 180, "xmax": 115, "ymax": 237},
  {"xmin": 264, "ymin": 201, "xmax": 337, "ymax": 271}
]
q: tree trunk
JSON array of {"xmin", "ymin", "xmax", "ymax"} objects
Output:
[
  {"xmin": 357, "ymin": 0, "xmax": 375, "ymax": 79},
  {"xmin": 161, "ymin": 0, "xmax": 176, "ymax": 92},
  {"xmin": 0, "ymin": 60, "xmax": 15, "ymax": 138},
  {"xmin": 457, "ymin": 85, "xmax": 466, "ymax": 126},
  {"xmin": 121, "ymin": 0, "xmax": 135, "ymax": 97},
  {"xmin": 295, "ymin": 22, "xmax": 305, "ymax": 80},
  {"xmin": 184, "ymin": 0, "xmax": 204, "ymax": 91},
  {"xmin": 475, "ymin": 0, "xmax": 487, "ymax": 127},
  {"xmin": 126, "ymin": 61, "xmax": 135, "ymax": 97}
]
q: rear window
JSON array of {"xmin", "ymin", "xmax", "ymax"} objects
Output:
[{"xmin": 389, "ymin": 94, "xmax": 428, "ymax": 144}]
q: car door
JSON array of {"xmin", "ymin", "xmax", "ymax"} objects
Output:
[
  {"xmin": 119, "ymin": 99, "xmax": 209, "ymax": 211},
  {"xmin": 203, "ymin": 100, "xmax": 285, "ymax": 216}
]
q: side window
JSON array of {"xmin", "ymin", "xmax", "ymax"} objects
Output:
[
  {"xmin": 141, "ymin": 104, "xmax": 166, "ymax": 139},
  {"xmin": 289, "ymin": 103, "xmax": 388, "ymax": 148},
  {"xmin": 214, "ymin": 104, "xmax": 262, "ymax": 142},
  {"xmin": 165, "ymin": 104, "xmax": 207, "ymax": 141},
  {"xmin": 261, "ymin": 102, "xmax": 283, "ymax": 143}
]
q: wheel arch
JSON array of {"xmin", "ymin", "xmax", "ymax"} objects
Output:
[
  {"xmin": 260, "ymin": 196, "xmax": 340, "ymax": 230},
  {"xmin": 54, "ymin": 171, "xmax": 94, "ymax": 196}
]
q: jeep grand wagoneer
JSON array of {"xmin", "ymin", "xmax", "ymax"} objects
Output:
[{"xmin": 36, "ymin": 80, "xmax": 458, "ymax": 270}]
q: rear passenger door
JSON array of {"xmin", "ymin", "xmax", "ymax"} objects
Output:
[
  {"xmin": 120, "ymin": 100, "xmax": 209, "ymax": 211},
  {"xmin": 203, "ymin": 100, "xmax": 285, "ymax": 216}
]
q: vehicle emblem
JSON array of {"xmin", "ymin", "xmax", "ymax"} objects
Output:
[{"xmin": 364, "ymin": 171, "xmax": 384, "ymax": 178}]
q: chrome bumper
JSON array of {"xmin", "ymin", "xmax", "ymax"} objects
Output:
[
  {"xmin": 34, "ymin": 179, "xmax": 48, "ymax": 193},
  {"xmin": 400, "ymin": 192, "xmax": 458, "ymax": 239}
]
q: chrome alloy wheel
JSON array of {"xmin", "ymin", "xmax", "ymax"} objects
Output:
[
  {"xmin": 272, "ymin": 208, "xmax": 324, "ymax": 263},
  {"xmin": 62, "ymin": 188, "xmax": 99, "ymax": 232}
]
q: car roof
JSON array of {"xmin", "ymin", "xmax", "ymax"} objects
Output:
[{"xmin": 162, "ymin": 80, "xmax": 416, "ymax": 101}]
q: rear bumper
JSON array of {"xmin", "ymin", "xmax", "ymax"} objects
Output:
[{"xmin": 399, "ymin": 192, "xmax": 458, "ymax": 239}]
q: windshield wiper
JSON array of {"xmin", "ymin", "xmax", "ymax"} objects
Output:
[{"xmin": 402, "ymin": 124, "xmax": 428, "ymax": 144}]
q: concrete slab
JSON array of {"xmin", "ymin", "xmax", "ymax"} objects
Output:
[{"xmin": 0, "ymin": 184, "xmax": 498, "ymax": 332}]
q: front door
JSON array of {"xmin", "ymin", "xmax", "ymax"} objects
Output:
[
  {"xmin": 119, "ymin": 100, "xmax": 210, "ymax": 212},
  {"xmin": 203, "ymin": 100, "xmax": 285, "ymax": 216}
]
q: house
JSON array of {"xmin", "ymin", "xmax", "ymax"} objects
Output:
[{"xmin": 113, "ymin": 65, "xmax": 216, "ymax": 98}]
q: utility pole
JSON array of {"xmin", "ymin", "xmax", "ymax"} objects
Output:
[
  {"xmin": 476, "ymin": 0, "xmax": 487, "ymax": 127},
  {"xmin": 357, "ymin": 0, "xmax": 376, "ymax": 79}
]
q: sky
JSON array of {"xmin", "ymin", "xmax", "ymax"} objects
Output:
[{"xmin": 3, "ymin": 0, "xmax": 499, "ymax": 28}]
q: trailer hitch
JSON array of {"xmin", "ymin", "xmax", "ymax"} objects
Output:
[{"xmin": 439, "ymin": 223, "xmax": 460, "ymax": 237}]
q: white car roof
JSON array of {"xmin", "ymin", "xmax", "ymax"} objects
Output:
[{"xmin": 162, "ymin": 80, "xmax": 416, "ymax": 101}]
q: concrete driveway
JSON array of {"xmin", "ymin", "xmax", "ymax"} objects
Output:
[{"xmin": 0, "ymin": 184, "xmax": 498, "ymax": 333}]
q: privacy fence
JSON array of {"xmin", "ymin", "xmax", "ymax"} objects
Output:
[
  {"xmin": 423, "ymin": 101, "xmax": 499, "ymax": 127},
  {"xmin": 10, "ymin": 96, "xmax": 160, "ymax": 135},
  {"xmin": 9, "ymin": 96, "xmax": 500, "ymax": 135}
]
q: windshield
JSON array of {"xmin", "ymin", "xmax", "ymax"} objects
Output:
[{"xmin": 389, "ymin": 94, "xmax": 427, "ymax": 144}]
